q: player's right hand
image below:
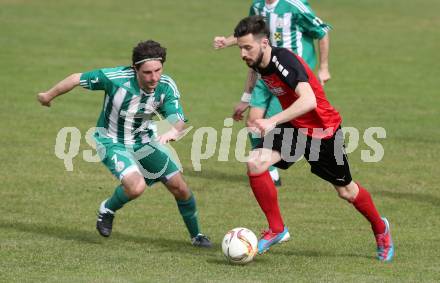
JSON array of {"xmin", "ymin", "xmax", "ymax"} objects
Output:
[
  {"xmin": 213, "ymin": 36, "xmax": 227, "ymax": 49},
  {"xmin": 254, "ymin": 118, "xmax": 276, "ymax": 136},
  {"xmin": 232, "ymin": 101, "xmax": 249, "ymax": 121},
  {"xmin": 37, "ymin": 92, "xmax": 52, "ymax": 107},
  {"xmin": 318, "ymin": 68, "xmax": 331, "ymax": 86},
  {"xmin": 156, "ymin": 127, "xmax": 183, "ymax": 145}
]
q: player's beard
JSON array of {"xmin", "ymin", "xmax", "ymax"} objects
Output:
[{"xmin": 246, "ymin": 48, "xmax": 264, "ymax": 69}]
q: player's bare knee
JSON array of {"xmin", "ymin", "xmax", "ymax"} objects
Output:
[
  {"xmin": 247, "ymin": 158, "xmax": 269, "ymax": 174},
  {"xmin": 166, "ymin": 174, "xmax": 190, "ymax": 200},
  {"xmin": 178, "ymin": 184, "xmax": 190, "ymax": 200},
  {"xmin": 246, "ymin": 159, "xmax": 257, "ymax": 172},
  {"xmin": 134, "ymin": 180, "xmax": 147, "ymax": 196},
  {"xmin": 346, "ymin": 182, "xmax": 359, "ymax": 201},
  {"xmin": 131, "ymin": 182, "xmax": 146, "ymax": 198},
  {"xmin": 124, "ymin": 174, "xmax": 146, "ymax": 199},
  {"xmin": 334, "ymin": 183, "xmax": 357, "ymax": 202},
  {"xmin": 336, "ymin": 188, "xmax": 350, "ymax": 200},
  {"xmin": 170, "ymin": 182, "xmax": 189, "ymax": 200}
]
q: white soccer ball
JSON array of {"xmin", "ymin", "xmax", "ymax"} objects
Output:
[{"xmin": 222, "ymin": 227, "xmax": 258, "ymax": 265}]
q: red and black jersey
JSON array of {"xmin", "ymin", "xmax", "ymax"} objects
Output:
[{"xmin": 256, "ymin": 47, "xmax": 342, "ymax": 139}]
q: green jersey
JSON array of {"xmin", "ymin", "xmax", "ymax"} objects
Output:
[
  {"xmin": 79, "ymin": 66, "xmax": 186, "ymax": 145},
  {"xmin": 249, "ymin": 0, "xmax": 331, "ymax": 69}
]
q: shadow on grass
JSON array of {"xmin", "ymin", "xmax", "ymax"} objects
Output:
[
  {"xmin": 375, "ymin": 190, "xmax": 440, "ymax": 207},
  {"xmin": 0, "ymin": 220, "xmax": 101, "ymax": 244},
  {"xmin": 1, "ymin": 220, "xmax": 376, "ymax": 263},
  {"xmin": 112, "ymin": 231, "xmax": 221, "ymax": 255},
  {"xmin": 206, "ymin": 248, "xmax": 372, "ymax": 266},
  {"xmin": 271, "ymin": 248, "xmax": 373, "ymax": 260},
  {"xmin": 185, "ymin": 169, "xmax": 248, "ymax": 185},
  {"xmin": 0, "ymin": 220, "xmax": 220, "ymax": 256},
  {"xmin": 207, "ymin": 256, "xmax": 271, "ymax": 266}
]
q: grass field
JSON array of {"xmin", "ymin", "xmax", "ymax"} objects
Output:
[{"xmin": 1, "ymin": 0, "xmax": 440, "ymax": 282}]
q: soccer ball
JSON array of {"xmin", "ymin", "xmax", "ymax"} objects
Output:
[{"xmin": 222, "ymin": 227, "xmax": 258, "ymax": 264}]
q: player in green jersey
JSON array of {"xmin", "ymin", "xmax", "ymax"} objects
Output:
[
  {"xmin": 213, "ymin": 0, "xmax": 331, "ymax": 186},
  {"xmin": 37, "ymin": 40, "xmax": 212, "ymax": 248}
]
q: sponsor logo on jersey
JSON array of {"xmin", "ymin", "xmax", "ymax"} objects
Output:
[
  {"xmin": 262, "ymin": 76, "xmax": 287, "ymax": 96},
  {"xmin": 268, "ymin": 86, "xmax": 286, "ymax": 96}
]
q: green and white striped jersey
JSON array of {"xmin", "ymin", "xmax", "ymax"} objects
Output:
[
  {"xmin": 249, "ymin": 0, "xmax": 331, "ymax": 69},
  {"xmin": 79, "ymin": 66, "xmax": 186, "ymax": 145}
]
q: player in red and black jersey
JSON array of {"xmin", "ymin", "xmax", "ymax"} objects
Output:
[{"xmin": 233, "ymin": 15, "xmax": 394, "ymax": 261}]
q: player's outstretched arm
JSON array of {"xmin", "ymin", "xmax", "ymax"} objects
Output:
[
  {"xmin": 317, "ymin": 34, "xmax": 331, "ymax": 86},
  {"xmin": 213, "ymin": 35, "xmax": 237, "ymax": 49},
  {"xmin": 37, "ymin": 73, "xmax": 82, "ymax": 107}
]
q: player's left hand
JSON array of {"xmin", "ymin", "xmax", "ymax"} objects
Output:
[
  {"xmin": 254, "ymin": 118, "xmax": 276, "ymax": 136},
  {"xmin": 232, "ymin": 101, "xmax": 250, "ymax": 121},
  {"xmin": 318, "ymin": 68, "xmax": 331, "ymax": 86},
  {"xmin": 156, "ymin": 127, "xmax": 183, "ymax": 144}
]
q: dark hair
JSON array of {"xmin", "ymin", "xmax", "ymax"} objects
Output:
[
  {"xmin": 132, "ymin": 40, "xmax": 167, "ymax": 69},
  {"xmin": 233, "ymin": 16, "xmax": 270, "ymax": 39}
]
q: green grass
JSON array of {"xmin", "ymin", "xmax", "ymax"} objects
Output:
[{"xmin": 1, "ymin": 0, "xmax": 439, "ymax": 282}]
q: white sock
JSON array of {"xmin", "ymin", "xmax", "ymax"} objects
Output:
[
  {"xmin": 99, "ymin": 199, "xmax": 114, "ymax": 214},
  {"xmin": 269, "ymin": 168, "xmax": 279, "ymax": 181}
]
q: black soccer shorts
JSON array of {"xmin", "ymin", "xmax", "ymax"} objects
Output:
[{"xmin": 255, "ymin": 123, "xmax": 352, "ymax": 186}]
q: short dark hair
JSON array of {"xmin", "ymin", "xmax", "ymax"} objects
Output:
[
  {"xmin": 233, "ymin": 16, "xmax": 270, "ymax": 39},
  {"xmin": 132, "ymin": 40, "xmax": 167, "ymax": 69}
]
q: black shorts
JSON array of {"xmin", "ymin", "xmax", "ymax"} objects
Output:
[{"xmin": 255, "ymin": 123, "xmax": 352, "ymax": 186}]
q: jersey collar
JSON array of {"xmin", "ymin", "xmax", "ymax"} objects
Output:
[
  {"xmin": 140, "ymin": 88, "xmax": 155, "ymax": 96},
  {"xmin": 256, "ymin": 47, "xmax": 278, "ymax": 76}
]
